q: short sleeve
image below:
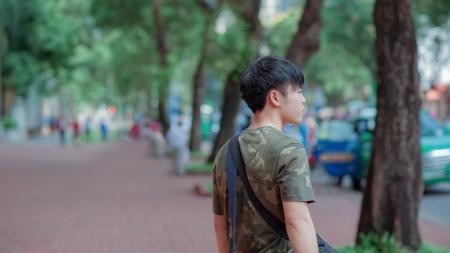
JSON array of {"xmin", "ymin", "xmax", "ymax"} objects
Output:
[
  {"xmin": 276, "ymin": 144, "xmax": 315, "ymax": 203},
  {"xmin": 212, "ymin": 160, "xmax": 224, "ymax": 215}
]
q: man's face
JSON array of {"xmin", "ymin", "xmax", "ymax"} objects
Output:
[{"xmin": 279, "ymin": 84, "xmax": 306, "ymax": 125}]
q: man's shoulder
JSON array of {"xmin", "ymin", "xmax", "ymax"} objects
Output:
[
  {"xmin": 213, "ymin": 140, "xmax": 230, "ymax": 170},
  {"xmin": 240, "ymin": 126, "xmax": 302, "ymax": 153}
]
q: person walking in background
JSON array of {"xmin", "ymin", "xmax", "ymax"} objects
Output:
[
  {"xmin": 71, "ymin": 119, "xmax": 80, "ymax": 146},
  {"xmin": 100, "ymin": 119, "xmax": 108, "ymax": 142},
  {"xmin": 128, "ymin": 121, "xmax": 140, "ymax": 140},
  {"xmin": 57, "ymin": 116, "xmax": 66, "ymax": 146},
  {"xmin": 84, "ymin": 117, "xmax": 92, "ymax": 143}
]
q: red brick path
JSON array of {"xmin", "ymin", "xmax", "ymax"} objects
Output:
[
  {"xmin": 0, "ymin": 142, "xmax": 214, "ymax": 253},
  {"xmin": 0, "ymin": 141, "xmax": 449, "ymax": 253}
]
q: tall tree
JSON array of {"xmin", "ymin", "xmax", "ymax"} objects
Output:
[
  {"xmin": 207, "ymin": 0, "xmax": 325, "ymax": 162},
  {"xmin": 151, "ymin": 0, "xmax": 170, "ymax": 134},
  {"xmin": 266, "ymin": 0, "xmax": 373, "ymax": 105},
  {"xmin": 357, "ymin": 0, "xmax": 422, "ymax": 250},
  {"xmin": 207, "ymin": 0, "xmax": 262, "ymax": 163},
  {"xmin": 286, "ymin": 0, "xmax": 323, "ymax": 68},
  {"xmin": 189, "ymin": 0, "xmax": 222, "ymax": 152}
]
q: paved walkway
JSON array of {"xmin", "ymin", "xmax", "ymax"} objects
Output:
[
  {"xmin": 309, "ymin": 177, "xmax": 450, "ymax": 248},
  {"xmin": 0, "ymin": 142, "xmax": 214, "ymax": 253},
  {"xmin": 0, "ymin": 141, "xmax": 449, "ymax": 253}
]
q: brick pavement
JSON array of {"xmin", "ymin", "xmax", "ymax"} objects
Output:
[
  {"xmin": 0, "ymin": 142, "xmax": 215, "ymax": 253},
  {"xmin": 309, "ymin": 180, "xmax": 450, "ymax": 248},
  {"xmin": 0, "ymin": 141, "xmax": 449, "ymax": 253}
]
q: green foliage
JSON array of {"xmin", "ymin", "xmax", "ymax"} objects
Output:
[
  {"xmin": 266, "ymin": 0, "xmax": 375, "ymax": 104},
  {"xmin": 339, "ymin": 233, "xmax": 449, "ymax": 253},
  {"xmin": 265, "ymin": 9, "xmax": 301, "ymax": 56},
  {"xmin": 4, "ymin": 52, "xmax": 41, "ymax": 95},
  {"xmin": 0, "ymin": 0, "xmax": 37, "ymax": 52},
  {"xmin": 414, "ymin": 0, "xmax": 450, "ymax": 28},
  {"xmin": 1, "ymin": 0, "xmax": 95, "ymax": 100},
  {"xmin": 2, "ymin": 0, "xmax": 447, "ymax": 114},
  {"xmin": 0, "ymin": 116, "xmax": 17, "ymax": 129},
  {"xmin": 91, "ymin": 0, "xmax": 209, "ymax": 110},
  {"xmin": 209, "ymin": 8, "xmax": 254, "ymax": 79}
]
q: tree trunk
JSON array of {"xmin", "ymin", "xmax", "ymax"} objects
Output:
[
  {"xmin": 356, "ymin": 0, "xmax": 422, "ymax": 250},
  {"xmin": 285, "ymin": 0, "xmax": 323, "ymax": 68},
  {"xmin": 207, "ymin": 69, "xmax": 241, "ymax": 163},
  {"xmin": 189, "ymin": 47, "xmax": 206, "ymax": 151},
  {"xmin": 189, "ymin": 2, "xmax": 216, "ymax": 152},
  {"xmin": 189, "ymin": 0, "xmax": 224, "ymax": 151},
  {"xmin": 0, "ymin": 58, "xmax": 3, "ymax": 116},
  {"xmin": 207, "ymin": 0, "xmax": 261, "ymax": 163},
  {"xmin": 158, "ymin": 99, "xmax": 169, "ymax": 135},
  {"xmin": 151, "ymin": 0, "xmax": 170, "ymax": 134}
]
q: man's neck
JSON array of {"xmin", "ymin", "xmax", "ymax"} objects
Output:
[{"xmin": 249, "ymin": 112, "xmax": 283, "ymax": 131}]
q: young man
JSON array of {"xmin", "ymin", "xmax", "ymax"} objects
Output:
[{"xmin": 213, "ymin": 56, "xmax": 318, "ymax": 253}]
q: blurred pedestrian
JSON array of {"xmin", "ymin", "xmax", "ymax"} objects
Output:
[
  {"xmin": 72, "ymin": 119, "xmax": 80, "ymax": 146},
  {"xmin": 84, "ymin": 117, "xmax": 92, "ymax": 143},
  {"xmin": 57, "ymin": 116, "xmax": 66, "ymax": 146},
  {"xmin": 128, "ymin": 121, "xmax": 140, "ymax": 140},
  {"xmin": 146, "ymin": 121, "xmax": 166, "ymax": 157},
  {"xmin": 166, "ymin": 119, "xmax": 189, "ymax": 175},
  {"xmin": 100, "ymin": 119, "xmax": 108, "ymax": 142}
]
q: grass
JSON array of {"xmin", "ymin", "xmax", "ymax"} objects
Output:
[
  {"xmin": 205, "ymin": 180, "xmax": 213, "ymax": 193},
  {"xmin": 190, "ymin": 150, "xmax": 208, "ymax": 160},
  {"xmin": 184, "ymin": 162, "xmax": 213, "ymax": 174},
  {"xmin": 339, "ymin": 234, "xmax": 449, "ymax": 253}
]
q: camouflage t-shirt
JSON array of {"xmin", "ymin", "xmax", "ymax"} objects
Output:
[{"xmin": 213, "ymin": 126, "xmax": 315, "ymax": 253}]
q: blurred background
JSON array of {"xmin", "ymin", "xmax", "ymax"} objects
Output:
[{"xmin": 0, "ymin": 0, "xmax": 449, "ymax": 252}]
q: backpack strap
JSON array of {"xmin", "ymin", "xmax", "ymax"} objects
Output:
[
  {"xmin": 228, "ymin": 134, "xmax": 289, "ymax": 240},
  {"xmin": 226, "ymin": 136, "xmax": 238, "ymax": 252},
  {"xmin": 226, "ymin": 134, "xmax": 335, "ymax": 252}
]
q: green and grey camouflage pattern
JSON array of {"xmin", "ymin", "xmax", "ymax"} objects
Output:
[{"xmin": 213, "ymin": 126, "xmax": 315, "ymax": 252}]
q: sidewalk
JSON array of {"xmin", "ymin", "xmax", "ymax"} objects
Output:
[
  {"xmin": 0, "ymin": 141, "xmax": 448, "ymax": 253},
  {"xmin": 309, "ymin": 177, "xmax": 450, "ymax": 248},
  {"xmin": 0, "ymin": 141, "xmax": 215, "ymax": 253}
]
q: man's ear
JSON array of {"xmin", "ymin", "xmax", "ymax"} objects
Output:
[{"xmin": 267, "ymin": 89, "xmax": 281, "ymax": 108}]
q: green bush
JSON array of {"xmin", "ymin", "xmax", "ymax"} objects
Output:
[
  {"xmin": 1, "ymin": 116, "xmax": 17, "ymax": 130},
  {"xmin": 339, "ymin": 233, "xmax": 449, "ymax": 253}
]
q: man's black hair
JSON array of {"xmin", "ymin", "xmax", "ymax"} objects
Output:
[{"xmin": 240, "ymin": 56, "xmax": 305, "ymax": 113}]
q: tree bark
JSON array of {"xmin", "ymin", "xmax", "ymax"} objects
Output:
[
  {"xmin": 207, "ymin": 69, "xmax": 241, "ymax": 162},
  {"xmin": 0, "ymin": 59, "xmax": 3, "ymax": 116},
  {"xmin": 151, "ymin": 0, "xmax": 170, "ymax": 134},
  {"xmin": 285, "ymin": 0, "xmax": 323, "ymax": 68},
  {"xmin": 189, "ymin": 50, "xmax": 205, "ymax": 151},
  {"xmin": 207, "ymin": 0, "xmax": 261, "ymax": 163},
  {"xmin": 356, "ymin": 0, "xmax": 422, "ymax": 250},
  {"xmin": 189, "ymin": 0, "xmax": 221, "ymax": 152}
]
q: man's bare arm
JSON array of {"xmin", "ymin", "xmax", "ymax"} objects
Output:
[
  {"xmin": 214, "ymin": 214, "xmax": 229, "ymax": 253},
  {"xmin": 282, "ymin": 201, "xmax": 318, "ymax": 253}
]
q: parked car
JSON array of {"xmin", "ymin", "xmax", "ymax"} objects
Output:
[
  {"xmin": 313, "ymin": 119, "xmax": 363, "ymax": 188},
  {"xmin": 314, "ymin": 110, "xmax": 450, "ymax": 190}
]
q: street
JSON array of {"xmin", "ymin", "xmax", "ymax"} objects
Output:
[{"xmin": 422, "ymin": 184, "xmax": 450, "ymax": 229}]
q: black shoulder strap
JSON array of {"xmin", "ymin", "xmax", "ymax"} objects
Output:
[
  {"xmin": 227, "ymin": 134, "xmax": 336, "ymax": 252},
  {"xmin": 228, "ymin": 134, "xmax": 289, "ymax": 240}
]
